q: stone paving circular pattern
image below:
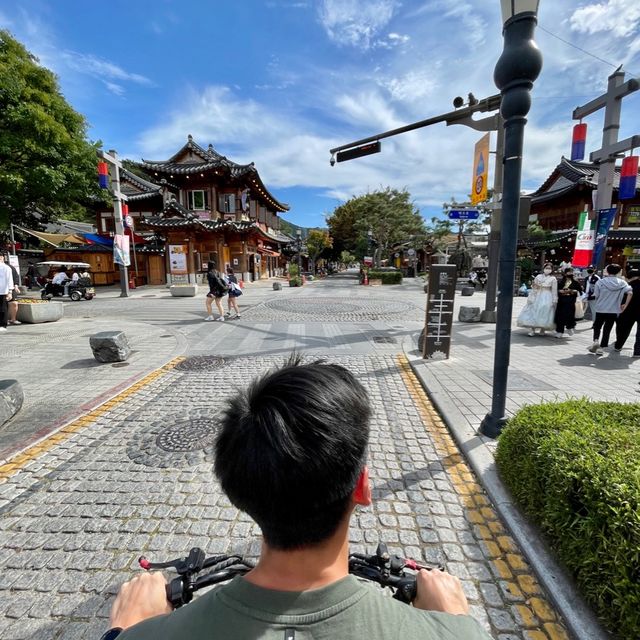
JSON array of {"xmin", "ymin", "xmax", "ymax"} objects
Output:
[
  {"xmin": 175, "ymin": 355, "xmax": 226, "ymax": 372},
  {"xmin": 127, "ymin": 408, "xmax": 219, "ymax": 468},
  {"xmin": 247, "ymin": 297, "xmax": 422, "ymax": 321}
]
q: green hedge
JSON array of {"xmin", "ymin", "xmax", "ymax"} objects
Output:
[
  {"xmin": 368, "ymin": 270, "xmax": 403, "ymax": 284},
  {"xmin": 289, "ymin": 276, "xmax": 302, "ymax": 287},
  {"xmin": 496, "ymin": 400, "xmax": 640, "ymax": 638}
]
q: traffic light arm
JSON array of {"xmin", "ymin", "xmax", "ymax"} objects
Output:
[{"xmin": 329, "ymin": 94, "xmax": 501, "ymax": 159}]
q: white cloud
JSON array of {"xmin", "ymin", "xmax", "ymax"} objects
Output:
[
  {"xmin": 60, "ymin": 52, "xmax": 153, "ymax": 86},
  {"xmin": 570, "ymin": 0, "xmax": 640, "ymax": 38},
  {"xmin": 318, "ymin": 0, "xmax": 400, "ymax": 48},
  {"xmin": 104, "ymin": 81, "xmax": 125, "ymax": 96}
]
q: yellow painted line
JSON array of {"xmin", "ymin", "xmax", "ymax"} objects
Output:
[
  {"xmin": 0, "ymin": 357, "xmax": 184, "ymax": 481},
  {"xmin": 397, "ymin": 355, "xmax": 570, "ymax": 640}
]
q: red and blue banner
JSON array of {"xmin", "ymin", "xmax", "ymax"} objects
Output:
[
  {"xmin": 97, "ymin": 162, "xmax": 109, "ymax": 189},
  {"xmin": 571, "ymin": 211, "xmax": 596, "ymax": 268},
  {"xmin": 592, "ymin": 207, "xmax": 618, "ymax": 267},
  {"xmin": 619, "ymin": 155, "xmax": 639, "ymax": 200},
  {"xmin": 571, "ymin": 123, "xmax": 587, "ymax": 161}
]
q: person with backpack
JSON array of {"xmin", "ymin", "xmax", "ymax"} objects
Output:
[
  {"xmin": 204, "ymin": 261, "xmax": 228, "ymax": 322},
  {"xmin": 613, "ymin": 269, "xmax": 640, "ymax": 356}
]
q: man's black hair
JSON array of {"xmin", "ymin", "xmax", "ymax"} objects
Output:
[
  {"xmin": 214, "ymin": 356, "xmax": 371, "ymax": 550},
  {"xmin": 606, "ymin": 263, "xmax": 622, "ymax": 275}
]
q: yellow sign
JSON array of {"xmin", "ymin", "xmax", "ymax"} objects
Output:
[{"xmin": 471, "ymin": 133, "xmax": 490, "ymax": 205}]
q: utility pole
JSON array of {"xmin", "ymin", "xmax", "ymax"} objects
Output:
[
  {"xmin": 573, "ymin": 69, "xmax": 640, "ymax": 270},
  {"xmin": 99, "ymin": 149, "xmax": 130, "ymax": 297}
]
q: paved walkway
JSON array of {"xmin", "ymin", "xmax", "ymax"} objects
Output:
[
  {"xmin": 0, "ymin": 352, "xmax": 570, "ymax": 640},
  {"xmin": 2, "ymin": 271, "xmax": 631, "ymax": 639}
]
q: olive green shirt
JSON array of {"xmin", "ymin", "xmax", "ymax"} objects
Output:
[{"xmin": 119, "ymin": 575, "xmax": 492, "ymax": 639}]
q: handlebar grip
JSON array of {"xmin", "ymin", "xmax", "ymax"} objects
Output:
[{"xmin": 393, "ymin": 577, "xmax": 417, "ymax": 604}]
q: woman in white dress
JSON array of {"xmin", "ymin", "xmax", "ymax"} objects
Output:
[{"xmin": 517, "ymin": 263, "xmax": 558, "ymax": 336}]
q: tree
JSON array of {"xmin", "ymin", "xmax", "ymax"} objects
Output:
[
  {"xmin": 0, "ymin": 30, "xmax": 101, "ymax": 234},
  {"xmin": 339, "ymin": 250, "xmax": 355, "ymax": 266},
  {"xmin": 327, "ymin": 188, "xmax": 426, "ymax": 266},
  {"xmin": 305, "ymin": 229, "xmax": 333, "ymax": 271}
]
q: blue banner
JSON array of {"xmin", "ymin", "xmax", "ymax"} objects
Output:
[{"xmin": 591, "ymin": 207, "xmax": 617, "ymax": 267}]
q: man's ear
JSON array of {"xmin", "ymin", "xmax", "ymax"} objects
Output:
[{"xmin": 353, "ymin": 466, "xmax": 372, "ymax": 507}]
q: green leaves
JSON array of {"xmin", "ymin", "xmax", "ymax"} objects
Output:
[
  {"xmin": 496, "ymin": 400, "xmax": 640, "ymax": 638},
  {"xmin": 0, "ymin": 30, "xmax": 100, "ymax": 231}
]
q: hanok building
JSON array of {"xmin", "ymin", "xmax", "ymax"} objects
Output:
[
  {"xmin": 138, "ymin": 136, "xmax": 291, "ymax": 284},
  {"xmin": 528, "ymin": 157, "xmax": 640, "ymax": 270}
]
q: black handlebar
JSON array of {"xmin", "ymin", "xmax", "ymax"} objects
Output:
[{"xmin": 139, "ymin": 542, "xmax": 444, "ymax": 608}]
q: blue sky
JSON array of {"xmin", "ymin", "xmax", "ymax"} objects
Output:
[{"xmin": 1, "ymin": 0, "xmax": 640, "ymax": 228}]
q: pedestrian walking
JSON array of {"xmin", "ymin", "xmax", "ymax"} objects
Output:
[
  {"xmin": 582, "ymin": 266, "xmax": 600, "ymax": 322},
  {"xmin": 226, "ymin": 268, "xmax": 242, "ymax": 318},
  {"xmin": 26, "ymin": 262, "xmax": 39, "ymax": 289},
  {"xmin": 517, "ymin": 262, "xmax": 558, "ymax": 336},
  {"xmin": 553, "ymin": 268, "xmax": 582, "ymax": 337},
  {"xmin": 613, "ymin": 269, "xmax": 640, "ymax": 356},
  {"xmin": 587, "ymin": 264, "xmax": 633, "ymax": 355},
  {"xmin": 7, "ymin": 262, "xmax": 21, "ymax": 326},
  {"xmin": 204, "ymin": 261, "xmax": 228, "ymax": 322},
  {"xmin": 0, "ymin": 252, "xmax": 15, "ymax": 332}
]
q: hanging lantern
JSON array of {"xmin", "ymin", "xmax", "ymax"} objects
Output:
[
  {"xmin": 97, "ymin": 161, "xmax": 109, "ymax": 189},
  {"xmin": 122, "ymin": 203, "xmax": 129, "ymax": 215},
  {"xmin": 619, "ymin": 155, "xmax": 639, "ymax": 200},
  {"xmin": 571, "ymin": 123, "xmax": 587, "ymax": 161}
]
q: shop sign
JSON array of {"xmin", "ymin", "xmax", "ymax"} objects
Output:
[
  {"xmin": 169, "ymin": 244, "xmax": 188, "ymax": 274},
  {"xmin": 625, "ymin": 206, "xmax": 640, "ymax": 226},
  {"xmin": 423, "ymin": 264, "xmax": 456, "ymax": 360}
]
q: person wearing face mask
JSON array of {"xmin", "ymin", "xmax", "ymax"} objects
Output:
[
  {"xmin": 582, "ymin": 266, "xmax": 600, "ymax": 322},
  {"xmin": 517, "ymin": 262, "xmax": 558, "ymax": 336},
  {"xmin": 553, "ymin": 268, "xmax": 582, "ymax": 337}
]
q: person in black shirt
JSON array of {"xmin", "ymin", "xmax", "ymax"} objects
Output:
[
  {"xmin": 614, "ymin": 270, "xmax": 640, "ymax": 356},
  {"xmin": 554, "ymin": 268, "xmax": 582, "ymax": 337}
]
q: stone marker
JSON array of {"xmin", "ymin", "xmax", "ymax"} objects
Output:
[
  {"xmin": 90, "ymin": 331, "xmax": 132, "ymax": 363},
  {"xmin": 0, "ymin": 380, "xmax": 24, "ymax": 428},
  {"xmin": 459, "ymin": 306, "xmax": 482, "ymax": 322},
  {"xmin": 461, "ymin": 286, "xmax": 475, "ymax": 296},
  {"xmin": 273, "ymin": 282, "xmax": 282, "ymax": 291}
]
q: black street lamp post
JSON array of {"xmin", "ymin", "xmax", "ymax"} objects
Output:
[
  {"xmin": 296, "ymin": 229, "xmax": 302, "ymax": 274},
  {"xmin": 480, "ymin": 1, "xmax": 542, "ymax": 438}
]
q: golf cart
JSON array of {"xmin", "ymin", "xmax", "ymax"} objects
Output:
[{"xmin": 38, "ymin": 261, "xmax": 95, "ymax": 301}]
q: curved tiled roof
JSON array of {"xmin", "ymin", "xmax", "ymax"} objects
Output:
[
  {"xmin": 141, "ymin": 135, "xmax": 289, "ymax": 212},
  {"xmin": 120, "ymin": 168, "xmax": 163, "ymax": 202}
]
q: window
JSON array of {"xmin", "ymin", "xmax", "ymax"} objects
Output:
[
  {"xmin": 218, "ymin": 193, "xmax": 236, "ymax": 213},
  {"xmin": 188, "ymin": 190, "xmax": 209, "ymax": 210}
]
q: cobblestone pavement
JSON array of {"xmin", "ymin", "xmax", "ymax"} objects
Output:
[{"xmin": 0, "ymin": 354, "xmax": 569, "ymax": 640}]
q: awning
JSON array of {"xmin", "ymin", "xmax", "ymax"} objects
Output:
[
  {"xmin": 15, "ymin": 225, "xmax": 86, "ymax": 247},
  {"xmin": 257, "ymin": 247, "xmax": 280, "ymax": 257}
]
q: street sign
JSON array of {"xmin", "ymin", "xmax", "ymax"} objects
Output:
[
  {"xmin": 364, "ymin": 256, "xmax": 373, "ymax": 266},
  {"xmin": 422, "ymin": 264, "xmax": 457, "ymax": 360},
  {"xmin": 407, "ymin": 248, "xmax": 416, "ymax": 256},
  {"xmin": 448, "ymin": 209, "xmax": 480, "ymax": 220},
  {"xmin": 336, "ymin": 141, "xmax": 381, "ymax": 163}
]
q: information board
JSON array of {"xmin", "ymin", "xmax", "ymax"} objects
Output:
[{"xmin": 422, "ymin": 264, "xmax": 457, "ymax": 360}]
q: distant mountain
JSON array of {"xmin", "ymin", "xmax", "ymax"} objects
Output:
[{"xmin": 279, "ymin": 217, "xmax": 325, "ymax": 238}]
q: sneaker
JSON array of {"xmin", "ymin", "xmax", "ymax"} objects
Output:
[
  {"xmin": 596, "ymin": 347, "xmax": 604, "ymax": 355},
  {"xmin": 216, "ymin": 316, "xmax": 225, "ymax": 322},
  {"xmin": 554, "ymin": 332, "xmax": 563, "ymax": 339},
  {"xmin": 527, "ymin": 330, "xmax": 535, "ymax": 337},
  {"xmin": 0, "ymin": 327, "xmax": 6, "ymax": 332},
  {"xmin": 566, "ymin": 329, "xmax": 574, "ymax": 336},
  {"xmin": 204, "ymin": 315, "xmax": 214, "ymax": 321},
  {"xmin": 236, "ymin": 314, "xmax": 241, "ymax": 318},
  {"xmin": 587, "ymin": 341, "xmax": 600, "ymax": 353},
  {"xmin": 8, "ymin": 320, "xmax": 21, "ymax": 325}
]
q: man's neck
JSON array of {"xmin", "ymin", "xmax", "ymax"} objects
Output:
[{"xmin": 244, "ymin": 521, "xmax": 350, "ymax": 592}]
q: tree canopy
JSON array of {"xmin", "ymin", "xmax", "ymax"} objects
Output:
[
  {"xmin": 305, "ymin": 229, "xmax": 333, "ymax": 263},
  {"xmin": 326, "ymin": 187, "xmax": 427, "ymax": 264},
  {"xmin": 0, "ymin": 30, "xmax": 100, "ymax": 233}
]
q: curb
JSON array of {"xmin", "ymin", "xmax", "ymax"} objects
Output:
[{"xmin": 403, "ymin": 344, "xmax": 611, "ymax": 640}]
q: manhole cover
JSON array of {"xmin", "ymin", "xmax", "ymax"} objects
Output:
[
  {"xmin": 156, "ymin": 419, "xmax": 218, "ymax": 452},
  {"xmin": 175, "ymin": 356, "xmax": 226, "ymax": 371},
  {"xmin": 372, "ymin": 336, "xmax": 396, "ymax": 344},
  {"xmin": 474, "ymin": 369, "xmax": 555, "ymax": 391},
  {"xmin": 112, "ymin": 362, "xmax": 130, "ymax": 368}
]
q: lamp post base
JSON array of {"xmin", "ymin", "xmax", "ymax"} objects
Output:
[
  {"xmin": 480, "ymin": 310, "xmax": 496, "ymax": 323},
  {"xmin": 479, "ymin": 413, "xmax": 507, "ymax": 438}
]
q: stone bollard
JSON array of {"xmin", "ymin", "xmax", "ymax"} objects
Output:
[
  {"xmin": 461, "ymin": 286, "xmax": 475, "ymax": 296},
  {"xmin": 90, "ymin": 331, "xmax": 132, "ymax": 363},
  {"xmin": 273, "ymin": 282, "xmax": 282, "ymax": 291},
  {"xmin": 458, "ymin": 306, "xmax": 482, "ymax": 323},
  {"xmin": 0, "ymin": 380, "xmax": 24, "ymax": 427}
]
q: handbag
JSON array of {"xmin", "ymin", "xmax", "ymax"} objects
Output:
[{"xmin": 575, "ymin": 298, "xmax": 585, "ymax": 320}]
